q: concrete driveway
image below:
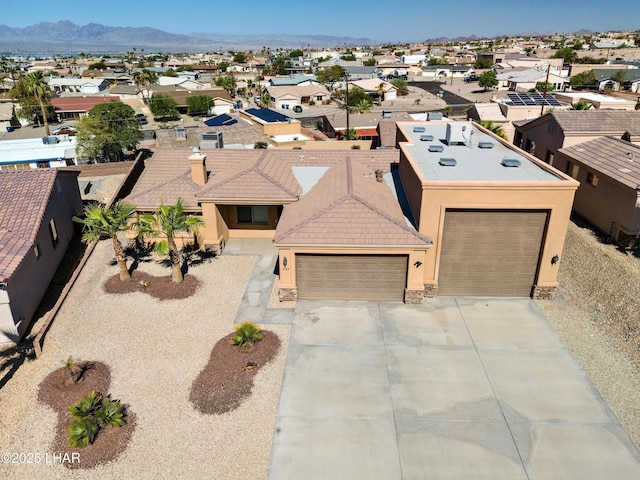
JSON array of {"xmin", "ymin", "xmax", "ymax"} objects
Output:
[{"xmin": 268, "ymin": 297, "xmax": 640, "ymax": 480}]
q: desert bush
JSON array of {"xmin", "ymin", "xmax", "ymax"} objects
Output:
[
  {"xmin": 230, "ymin": 322, "xmax": 263, "ymax": 349},
  {"xmin": 66, "ymin": 391, "xmax": 127, "ymax": 448}
]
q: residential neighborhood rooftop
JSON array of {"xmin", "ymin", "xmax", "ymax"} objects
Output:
[
  {"xmin": 559, "ymin": 136, "xmax": 640, "ymax": 190},
  {"xmin": 399, "ymin": 121, "xmax": 563, "ymax": 182},
  {"xmin": 546, "ymin": 111, "xmax": 640, "ymax": 134}
]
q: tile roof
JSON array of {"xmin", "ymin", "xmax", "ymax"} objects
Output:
[
  {"xmin": 264, "ymin": 85, "xmax": 330, "ymax": 99},
  {"xmin": 50, "ymin": 96, "xmax": 119, "ymax": 112},
  {"xmin": 273, "ymin": 158, "xmax": 431, "ymax": 246},
  {"xmin": 0, "ymin": 169, "xmax": 58, "ymax": 281},
  {"xmin": 558, "ymin": 136, "xmax": 640, "ymax": 189},
  {"xmin": 552, "ymin": 111, "xmax": 640, "ymax": 134}
]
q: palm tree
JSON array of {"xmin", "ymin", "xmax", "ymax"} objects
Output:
[
  {"xmin": 376, "ymin": 82, "xmax": 386, "ymax": 106},
  {"xmin": 138, "ymin": 199, "xmax": 204, "ymax": 284},
  {"xmin": 259, "ymin": 92, "xmax": 273, "ymax": 109},
  {"xmin": 570, "ymin": 101, "xmax": 593, "ymax": 110},
  {"xmin": 23, "ymin": 71, "xmax": 52, "ymax": 135},
  {"xmin": 73, "ymin": 202, "xmax": 138, "ymax": 281},
  {"xmin": 478, "ymin": 120, "xmax": 507, "ymax": 140}
]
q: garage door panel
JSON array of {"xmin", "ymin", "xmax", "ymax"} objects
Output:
[
  {"xmin": 296, "ymin": 254, "xmax": 407, "ymax": 301},
  {"xmin": 439, "ymin": 210, "xmax": 547, "ymax": 296}
]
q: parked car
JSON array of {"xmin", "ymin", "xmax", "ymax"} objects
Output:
[
  {"xmin": 135, "ymin": 114, "xmax": 148, "ymax": 125},
  {"xmin": 52, "ymin": 125, "xmax": 77, "ymax": 135},
  {"xmin": 293, "ymin": 105, "xmax": 303, "ymax": 113}
]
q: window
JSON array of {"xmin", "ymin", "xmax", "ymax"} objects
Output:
[
  {"xmin": 587, "ymin": 172, "xmax": 599, "ymax": 187},
  {"xmin": 547, "ymin": 123, "xmax": 556, "ymax": 134},
  {"xmin": 34, "ymin": 243, "xmax": 41, "ymax": 259},
  {"xmin": 49, "ymin": 218, "xmax": 59, "ymax": 248},
  {"xmin": 525, "ymin": 139, "xmax": 536, "ymax": 155},
  {"xmin": 316, "ymin": 95, "xmax": 323, "ymax": 101},
  {"xmin": 567, "ymin": 162, "xmax": 579, "ymax": 179},
  {"xmin": 237, "ymin": 206, "xmax": 269, "ymax": 224}
]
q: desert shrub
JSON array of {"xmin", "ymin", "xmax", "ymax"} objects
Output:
[
  {"xmin": 66, "ymin": 391, "xmax": 127, "ymax": 448},
  {"xmin": 230, "ymin": 322, "xmax": 263, "ymax": 349}
]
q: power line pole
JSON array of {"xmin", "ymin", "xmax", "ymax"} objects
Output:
[{"xmin": 345, "ymin": 70, "xmax": 350, "ymax": 137}]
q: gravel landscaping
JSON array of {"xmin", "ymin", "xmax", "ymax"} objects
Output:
[
  {"xmin": 0, "ymin": 240, "xmax": 291, "ymax": 479},
  {"xmin": 536, "ymin": 219, "xmax": 640, "ymax": 447}
]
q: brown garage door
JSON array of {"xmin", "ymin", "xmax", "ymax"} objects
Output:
[
  {"xmin": 296, "ymin": 254, "xmax": 407, "ymax": 301},
  {"xmin": 438, "ymin": 210, "xmax": 547, "ymax": 296}
]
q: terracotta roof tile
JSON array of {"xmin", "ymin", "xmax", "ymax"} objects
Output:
[
  {"xmin": 552, "ymin": 111, "xmax": 640, "ymax": 134},
  {"xmin": 0, "ymin": 169, "xmax": 58, "ymax": 280}
]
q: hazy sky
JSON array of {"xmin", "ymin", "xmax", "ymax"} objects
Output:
[{"xmin": 2, "ymin": 0, "xmax": 636, "ymax": 42}]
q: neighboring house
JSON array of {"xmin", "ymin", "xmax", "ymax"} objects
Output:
[
  {"xmin": 395, "ymin": 121, "xmax": 578, "ymax": 299},
  {"xmin": 496, "ymin": 68, "xmax": 569, "ymax": 92},
  {"xmin": 321, "ymin": 110, "xmax": 413, "ymax": 142},
  {"xmin": 0, "ymin": 102, "xmax": 17, "ymax": 132},
  {"xmin": 264, "ymin": 85, "xmax": 331, "ymax": 109},
  {"xmin": 240, "ymin": 108, "xmax": 301, "ymax": 136},
  {"xmin": 0, "ymin": 168, "xmax": 82, "ymax": 342},
  {"xmin": 555, "ymin": 136, "xmax": 640, "ymax": 248},
  {"xmin": 591, "ymin": 68, "xmax": 640, "ymax": 93},
  {"xmin": 50, "ymin": 96, "xmax": 120, "ymax": 121},
  {"xmin": 125, "ymin": 120, "xmax": 577, "ymax": 303},
  {"xmin": 349, "ymin": 79, "xmax": 397, "ymax": 102},
  {"xmin": 156, "ymin": 76, "xmax": 207, "ymax": 90},
  {"xmin": 421, "ymin": 65, "xmax": 473, "ymax": 81},
  {"xmin": 0, "ymin": 135, "xmax": 78, "ymax": 171},
  {"xmin": 554, "ymin": 92, "xmax": 637, "ymax": 110},
  {"xmin": 81, "ymin": 69, "xmax": 131, "ymax": 84},
  {"xmin": 149, "ymin": 87, "xmax": 232, "ymax": 114},
  {"xmin": 46, "ymin": 78, "xmax": 110, "ymax": 94},
  {"xmin": 341, "ymin": 66, "xmax": 378, "ymax": 81},
  {"xmin": 513, "ymin": 111, "xmax": 640, "ymax": 165},
  {"xmin": 268, "ymin": 74, "xmax": 320, "ymax": 87}
]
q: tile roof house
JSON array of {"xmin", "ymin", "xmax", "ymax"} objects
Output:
[
  {"xmin": 50, "ymin": 96, "xmax": 120, "ymax": 121},
  {"xmin": 556, "ymin": 136, "xmax": 640, "ymax": 248},
  {"xmin": 0, "ymin": 168, "xmax": 82, "ymax": 342},
  {"xmin": 263, "ymin": 85, "xmax": 331, "ymax": 109},
  {"xmin": 125, "ymin": 120, "xmax": 577, "ymax": 302},
  {"xmin": 513, "ymin": 110, "xmax": 640, "ymax": 165}
]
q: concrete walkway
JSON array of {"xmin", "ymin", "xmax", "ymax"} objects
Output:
[{"xmin": 268, "ymin": 297, "xmax": 640, "ymax": 480}]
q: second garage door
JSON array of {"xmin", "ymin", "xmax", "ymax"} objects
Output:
[
  {"xmin": 438, "ymin": 210, "xmax": 548, "ymax": 296},
  {"xmin": 296, "ymin": 254, "xmax": 407, "ymax": 301}
]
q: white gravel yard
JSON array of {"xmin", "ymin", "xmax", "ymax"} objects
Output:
[
  {"xmin": 536, "ymin": 220, "xmax": 640, "ymax": 448},
  {"xmin": 0, "ymin": 240, "xmax": 291, "ymax": 479}
]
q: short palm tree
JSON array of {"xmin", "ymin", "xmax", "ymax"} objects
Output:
[
  {"xmin": 73, "ymin": 202, "xmax": 137, "ymax": 281},
  {"xmin": 376, "ymin": 82, "xmax": 386, "ymax": 106},
  {"xmin": 570, "ymin": 101, "xmax": 593, "ymax": 110},
  {"xmin": 479, "ymin": 120, "xmax": 507, "ymax": 140},
  {"xmin": 138, "ymin": 199, "xmax": 205, "ymax": 284}
]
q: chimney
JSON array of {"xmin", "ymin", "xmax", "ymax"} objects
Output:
[
  {"xmin": 375, "ymin": 169, "xmax": 384, "ymax": 183},
  {"xmin": 189, "ymin": 147, "xmax": 208, "ymax": 185}
]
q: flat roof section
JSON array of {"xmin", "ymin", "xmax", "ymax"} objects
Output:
[{"xmin": 399, "ymin": 122, "xmax": 563, "ymax": 182}]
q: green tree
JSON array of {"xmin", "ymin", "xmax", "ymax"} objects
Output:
[
  {"xmin": 132, "ymin": 69, "xmax": 158, "ymax": 100},
  {"xmin": 233, "ymin": 52, "xmax": 247, "ymax": 63},
  {"xmin": 390, "ymin": 78, "xmax": 409, "ymax": 96},
  {"xmin": 87, "ymin": 60, "xmax": 107, "ymax": 70},
  {"xmin": 570, "ymin": 70, "xmax": 597, "ymax": 88},
  {"xmin": 363, "ymin": 58, "xmax": 377, "ymax": 67},
  {"xmin": 552, "ymin": 47, "xmax": 577, "ymax": 64},
  {"xmin": 73, "ymin": 202, "xmax": 138, "ymax": 281},
  {"xmin": 569, "ymin": 101, "xmax": 593, "ymax": 110},
  {"xmin": 474, "ymin": 57, "xmax": 493, "ymax": 69},
  {"xmin": 76, "ymin": 101, "xmax": 143, "ymax": 162},
  {"xmin": 10, "ymin": 71, "xmax": 53, "ymax": 135},
  {"xmin": 289, "ymin": 49, "xmax": 304, "ymax": 58},
  {"xmin": 347, "ymin": 86, "xmax": 372, "ymax": 107},
  {"xmin": 610, "ymin": 70, "xmax": 627, "ymax": 87},
  {"xmin": 340, "ymin": 53, "xmax": 356, "ymax": 61},
  {"xmin": 315, "ymin": 65, "xmax": 345, "ymax": 89},
  {"xmin": 478, "ymin": 70, "xmax": 498, "ymax": 91},
  {"xmin": 176, "ymin": 65, "xmax": 194, "ymax": 72},
  {"xmin": 186, "ymin": 95, "xmax": 215, "ymax": 116},
  {"xmin": 259, "ymin": 92, "xmax": 273, "ymax": 108},
  {"xmin": 376, "ymin": 82, "xmax": 386, "ymax": 106},
  {"xmin": 341, "ymin": 128, "xmax": 359, "ymax": 140},
  {"xmin": 479, "ymin": 120, "xmax": 507, "ymax": 139},
  {"xmin": 218, "ymin": 61, "xmax": 230, "ymax": 72},
  {"xmin": 148, "ymin": 94, "xmax": 180, "ymax": 120},
  {"xmin": 215, "ymin": 75, "xmax": 237, "ymax": 96},
  {"xmin": 138, "ymin": 199, "xmax": 205, "ymax": 284},
  {"xmin": 534, "ymin": 81, "xmax": 555, "ymax": 93}
]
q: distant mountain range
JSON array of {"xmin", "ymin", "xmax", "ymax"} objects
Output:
[{"xmin": 0, "ymin": 21, "xmax": 382, "ymax": 53}]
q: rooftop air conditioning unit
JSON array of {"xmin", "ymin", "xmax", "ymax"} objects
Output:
[
  {"xmin": 478, "ymin": 141, "xmax": 494, "ymax": 149},
  {"xmin": 420, "ymin": 135, "xmax": 434, "ymax": 141},
  {"xmin": 445, "ymin": 122, "xmax": 472, "ymax": 145},
  {"xmin": 42, "ymin": 136, "xmax": 59, "ymax": 145},
  {"xmin": 413, "ymin": 126, "xmax": 426, "ymax": 132},
  {"xmin": 382, "ymin": 110, "xmax": 392, "ymax": 119},
  {"xmin": 428, "ymin": 144, "xmax": 444, "ymax": 152},
  {"xmin": 201, "ymin": 131, "xmax": 223, "ymax": 148},
  {"xmin": 427, "ymin": 111, "xmax": 443, "ymax": 121}
]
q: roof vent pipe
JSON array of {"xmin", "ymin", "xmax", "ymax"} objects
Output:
[{"xmin": 375, "ymin": 169, "xmax": 384, "ymax": 182}]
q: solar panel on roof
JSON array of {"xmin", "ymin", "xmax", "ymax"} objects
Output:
[
  {"xmin": 245, "ymin": 108, "xmax": 291, "ymax": 123},
  {"xmin": 506, "ymin": 92, "xmax": 562, "ymax": 107}
]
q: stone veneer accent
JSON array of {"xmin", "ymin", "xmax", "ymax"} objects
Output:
[
  {"xmin": 278, "ymin": 288, "xmax": 298, "ymax": 302},
  {"xmin": 532, "ymin": 285, "xmax": 557, "ymax": 300},
  {"xmin": 404, "ymin": 289, "xmax": 424, "ymax": 304},
  {"xmin": 424, "ymin": 284, "xmax": 438, "ymax": 298}
]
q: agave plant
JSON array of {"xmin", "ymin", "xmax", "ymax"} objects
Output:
[
  {"xmin": 96, "ymin": 397, "xmax": 126, "ymax": 428},
  {"xmin": 67, "ymin": 417, "xmax": 100, "ymax": 448},
  {"xmin": 230, "ymin": 322, "xmax": 263, "ymax": 349}
]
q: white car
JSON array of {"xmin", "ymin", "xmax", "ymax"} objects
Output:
[{"xmin": 52, "ymin": 125, "xmax": 78, "ymax": 135}]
